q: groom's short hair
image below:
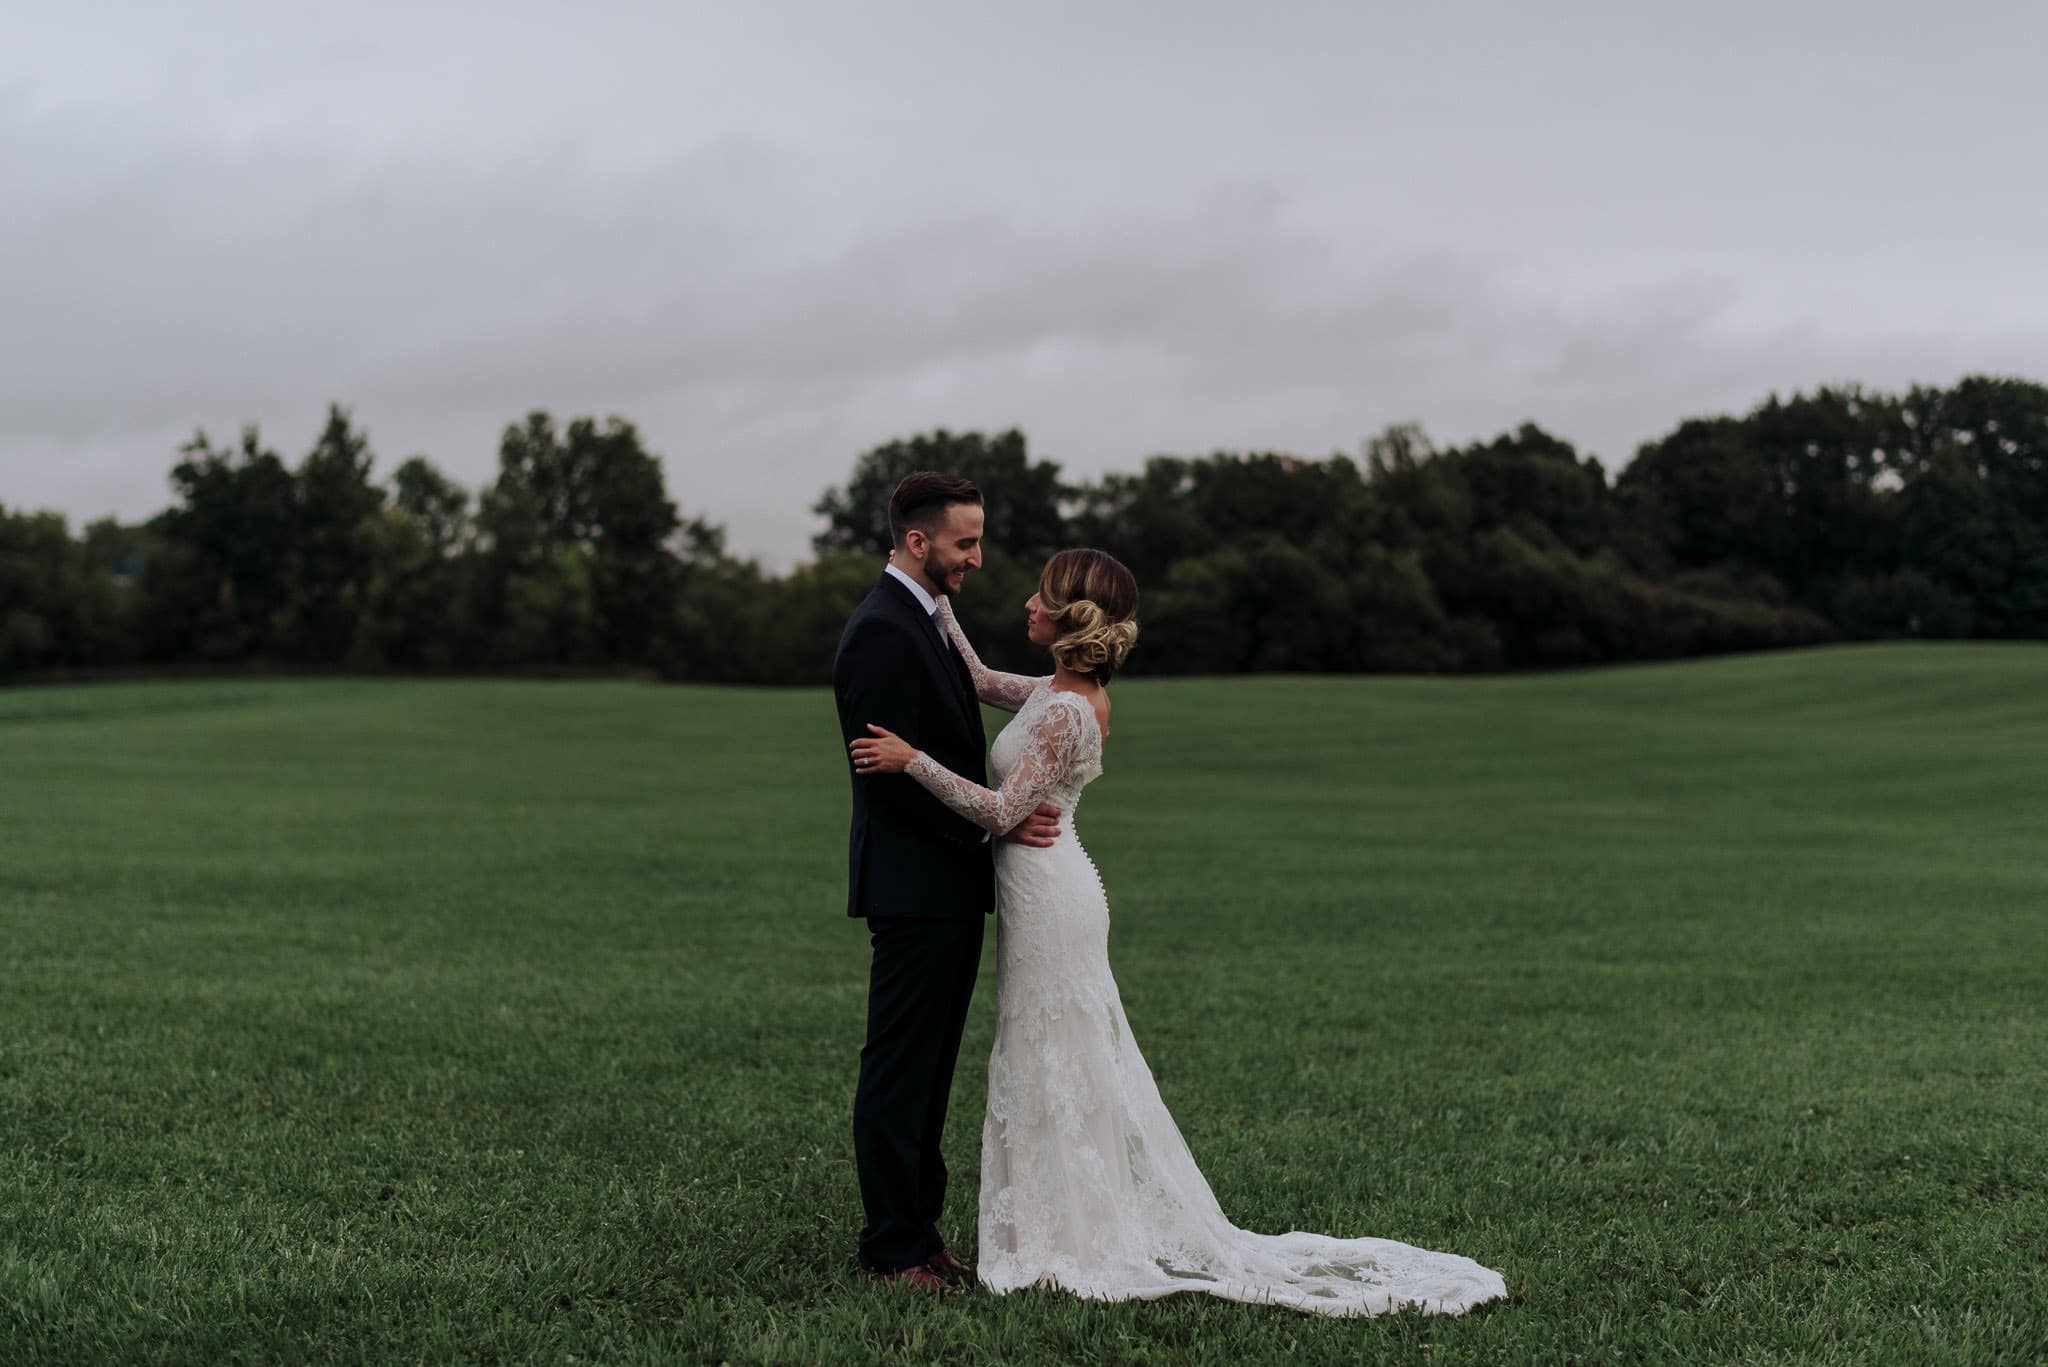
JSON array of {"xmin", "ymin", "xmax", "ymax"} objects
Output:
[{"xmin": 889, "ymin": 472, "xmax": 983, "ymax": 548}]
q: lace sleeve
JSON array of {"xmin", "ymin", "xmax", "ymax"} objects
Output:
[
  {"xmin": 905, "ymin": 694, "xmax": 1084, "ymax": 833},
  {"xmin": 936, "ymin": 597, "xmax": 1046, "ymax": 712}
]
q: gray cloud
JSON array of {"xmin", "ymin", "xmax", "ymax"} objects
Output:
[{"xmin": 5, "ymin": 1, "xmax": 2046, "ymax": 565}]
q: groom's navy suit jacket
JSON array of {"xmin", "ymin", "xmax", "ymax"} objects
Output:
[{"xmin": 832, "ymin": 573, "xmax": 996, "ymax": 920}]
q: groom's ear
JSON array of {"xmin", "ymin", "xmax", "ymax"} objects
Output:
[{"xmin": 902, "ymin": 528, "xmax": 927, "ymax": 561}]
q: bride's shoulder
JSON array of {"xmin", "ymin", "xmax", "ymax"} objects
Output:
[{"xmin": 1044, "ymin": 684, "xmax": 1109, "ymax": 743}]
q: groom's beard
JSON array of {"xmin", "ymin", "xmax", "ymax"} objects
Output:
[{"xmin": 916, "ymin": 557, "xmax": 965, "ymax": 597}]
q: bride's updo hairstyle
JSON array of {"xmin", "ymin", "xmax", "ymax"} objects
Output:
[{"xmin": 1039, "ymin": 548, "xmax": 1140, "ymax": 683}]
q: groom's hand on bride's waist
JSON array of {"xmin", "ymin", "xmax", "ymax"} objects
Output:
[{"xmin": 1001, "ymin": 803, "xmax": 1063, "ymax": 848}]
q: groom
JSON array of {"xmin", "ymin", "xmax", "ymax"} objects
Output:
[{"xmin": 831, "ymin": 471, "xmax": 1060, "ymax": 1290}]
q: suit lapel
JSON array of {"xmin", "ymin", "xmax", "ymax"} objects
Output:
[{"xmin": 877, "ymin": 574, "xmax": 976, "ymax": 729}]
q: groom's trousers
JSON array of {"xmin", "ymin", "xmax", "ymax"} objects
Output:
[{"xmin": 853, "ymin": 914, "xmax": 985, "ymax": 1273}]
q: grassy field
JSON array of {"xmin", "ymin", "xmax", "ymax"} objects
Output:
[{"xmin": 3, "ymin": 645, "xmax": 2046, "ymax": 1364}]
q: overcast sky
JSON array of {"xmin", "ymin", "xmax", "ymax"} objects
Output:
[{"xmin": 6, "ymin": 1, "xmax": 2044, "ymax": 567}]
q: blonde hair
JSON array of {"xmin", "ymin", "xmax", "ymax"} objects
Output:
[{"xmin": 1038, "ymin": 548, "xmax": 1140, "ymax": 682}]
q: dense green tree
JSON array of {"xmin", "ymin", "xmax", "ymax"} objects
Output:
[
  {"xmin": 1143, "ymin": 533, "xmax": 1347, "ymax": 674},
  {"xmin": 474, "ymin": 450, "xmax": 569, "ymax": 667},
  {"xmin": 0, "ymin": 509, "xmax": 66, "ymax": 670},
  {"xmin": 6, "ymin": 378, "xmax": 2045, "ymax": 684},
  {"xmin": 1616, "ymin": 417, "xmax": 1785, "ymax": 581},
  {"xmin": 148, "ymin": 426, "xmax": 297, "ymax": 660},
  {"xmin": 0, "ymin": 507, "xmax": 132, "ymax": 672},
  {"xmin": 742, "ymin": 549, "xmax": 878, "ymax": 686},
  {"xmin": 478, "ymin": 413, "xmax": 683, "ymax": 666},
  {"xmin": 1067, "ymin": 456, "xmax": 1208, "ymax": 589},
  {"xmin": 664, "ymin": 519, "xmax": 773, "ymax": 683},
  {"xmin": 812, "ymin": 429, "xmax": 1070, "ymax": 560},
  {"xmin": 287, "ymin": 404, "xmax": 387, "ymax": 663},
  {"xmin": 1353, "ymin": 425, "xmax": 1467, "ymax": 554},
  {"xmin": 1330, "ymin": 545, "xmax": 1468, "ymax": 673},
  {"xmin": 1745, "ymin": 386, "xmax": 1901, "ymax": 598},
  {"xmin": 1891, "ymin": 377, "xmax": 2048, "ymax": 635},
  {"xmin": 358, "ymin": 457, "xmax": 472, "ymax": 669},
  {"xmin": 1829, "ymin": 567, "xmax": 1974, "ymax": 639},
  {"xmin": 1072, "ymin": 453, "xmax": 1361, "ymax": 591},
  {"xmin": 392, "ymin": 456, "xmax": 471, "ymax": 558},
  {"xmin": 566, "ymin": 417, "xmax": 683, "ymax": 664},
  {"xmin": 1448, "ymin": 424, "xmax": 1613, "ymax": 558}
]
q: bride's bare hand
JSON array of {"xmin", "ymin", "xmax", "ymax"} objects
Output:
[{"xmin": 850, "ymin": 724, "xmax": 918, "ymax": 775}]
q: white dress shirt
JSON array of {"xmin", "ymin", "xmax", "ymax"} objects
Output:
[{"xmin": 885, "ymin": 562, "xmax": 947, "ymax": 648}]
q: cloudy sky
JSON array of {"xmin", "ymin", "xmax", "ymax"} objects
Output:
[{"xmin": 7, "ymin": 1, "xmax": 2044, "ymax": 567}]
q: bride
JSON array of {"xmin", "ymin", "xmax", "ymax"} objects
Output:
[{"xmin": 849, "ymin": 548, "xmax": 1507, "ymax": 1317}]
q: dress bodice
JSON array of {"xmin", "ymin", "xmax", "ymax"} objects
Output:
[
  {"xmin": 906, "ymin": 679, "xmax": 1103, "ymax": 836},
  {"xmin": 990, "ymin": 683, "xmax": 1104, "ymax": 817}
]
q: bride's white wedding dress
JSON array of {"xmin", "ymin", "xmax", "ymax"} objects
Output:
[{"xmin": 903, "ymin": 602, "xmax": 1507, "ymax": 1317}]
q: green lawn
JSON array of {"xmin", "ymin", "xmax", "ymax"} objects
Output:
[{"xmin": 3, "ymin": 646, "xmax": 2046, "ymax": 1364}]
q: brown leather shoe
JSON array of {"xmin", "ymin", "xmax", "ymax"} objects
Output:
[
  {"xmin": 860, "ymin": 1263, "xmax": 955, "ymax": 1296},
  {"xmin": 927, "ymin": 1249, "xmax": 975, "ymax": 1284}
]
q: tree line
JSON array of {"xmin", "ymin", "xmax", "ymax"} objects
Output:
[{"xmin": 3, "ymin": 375, "xmax": 2044, "ymax": 684}]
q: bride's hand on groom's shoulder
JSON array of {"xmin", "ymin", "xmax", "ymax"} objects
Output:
[{"xmin": 851, "ymin": 724, "xmax": 918, "ymax": 775}]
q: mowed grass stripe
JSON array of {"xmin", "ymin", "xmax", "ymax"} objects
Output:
[{"xmin": 2, "ymin": 645, "xmax": 2044, "ymax": 1363}]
